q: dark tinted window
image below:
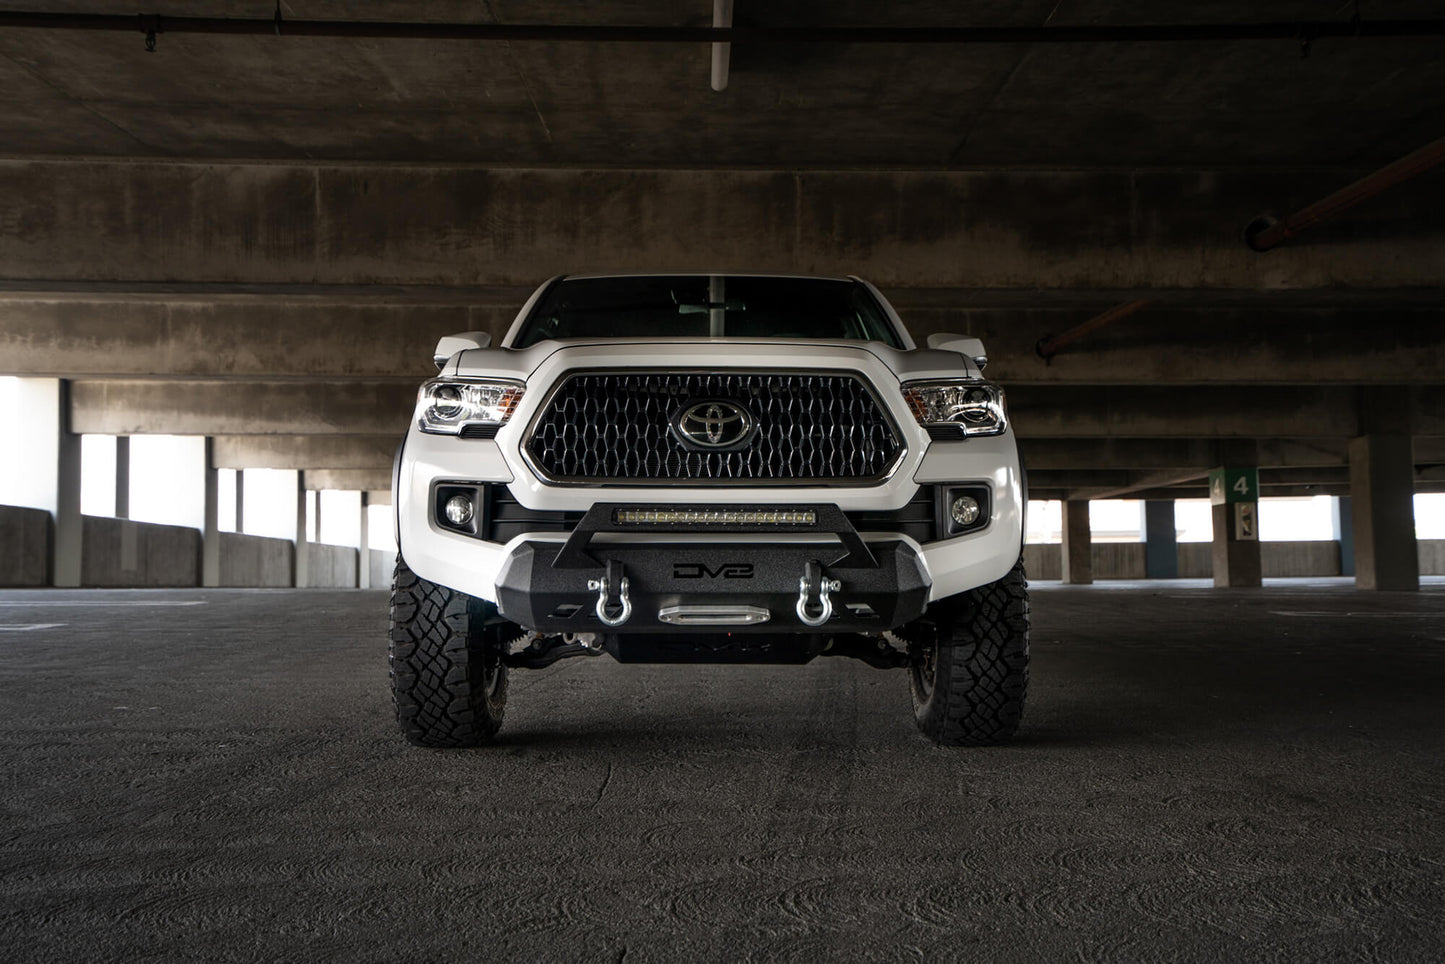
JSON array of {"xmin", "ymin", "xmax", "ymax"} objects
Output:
[{"xmin": 514, "ymin": 275, "xmax": 902, "ymax": 348}]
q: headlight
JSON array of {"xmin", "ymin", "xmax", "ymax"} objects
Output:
[
  {"xmin": 901, "ymin": 380, "xmax": 1008, "ymax": 437},
  {"xmin": 416, "ymin": 378, "xmax": 525, "ymax": 435}
]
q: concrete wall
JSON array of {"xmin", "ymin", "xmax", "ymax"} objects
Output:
[
  {"xmin": 1178, "ymin": 543, "xmax": 1213, "ymax": 579},
  {"xmin": 1028, "ymin": 539, "xmax": 1445, "ymax": 579},
  {"xmin": 308, "ymin": 543, "xmax": 358, "ymax": 588},
  {"xmin": 1262, "ymin": 541, "xmax": 1342, "ymax": 578},
  {"xmin": 81, "ymin": 516, "xmax": 201, "ymax": 587},
  {"xmin": 219, "ymin": 532, "xmax": 293, "ymax": 588},
  {"xmin": 369, "ymin": 549, "xmax": 398, "ymax": 590},
  {"xmin": 0, "ymin": 505, "xmax": 52, "ymax": 587},
  {"xmin": 1420, "ymin": 541, "xmax": 1445, "ymax": 576}
]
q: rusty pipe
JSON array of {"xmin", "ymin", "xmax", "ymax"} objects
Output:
[
  {"xmin": 0, "ymin": 12, "xmax": 1442, "ymax": 44},
  {"xmin": 1036, "ymin": 299, "xmax": 1158, "ymax": 360},
  {"xmin": 1245, "ymin": 135, "xmax": 1445, "ymax": 252}
]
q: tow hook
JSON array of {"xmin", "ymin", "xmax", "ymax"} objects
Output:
[
  {"xmin": 796, "ymin": 560, "xmax": 841, "ymax": 627},
  {"xmin": 587, "ymin": 560, "xmax": 632, "ymax": 627}
]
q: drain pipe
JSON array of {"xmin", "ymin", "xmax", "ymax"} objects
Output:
[
  {"xmin": 1036, "ymin": 298, "xmax": 1157, "ymax": 361},
  {"xmin": 710, "ymin": 0, "xmax": 733, "ymax": 91},
  {"xmin": 1244, "ymin": 135, "xmax": 1445, "ymax": 252}
]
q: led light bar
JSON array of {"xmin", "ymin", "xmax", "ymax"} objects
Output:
[{"xmin": 614, "ymin": 509, "xmax": 817, "ymax": 526}]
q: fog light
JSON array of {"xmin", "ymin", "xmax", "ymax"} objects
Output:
[
  {"xmin": 950, "ymin": 495, "xmax": 981, "ymax": 527},
  {"xmin": 444, "ymin": 494, "xmax": 474, "ymax": 526}
]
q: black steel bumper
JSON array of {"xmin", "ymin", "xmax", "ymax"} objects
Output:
[{"xmin": 493, "ymin": 503, "xmax": 931, "ymax": 634}]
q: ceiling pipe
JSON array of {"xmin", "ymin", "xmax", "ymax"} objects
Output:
[
  {"xmin": 710, "ymin": 0, "xmax": 733, "ymax": 91},
  {"xmin": 0, "ymin": 12, "xmax": 1441, "ymax": 44},
  {"xmin": 1036, "ymin": 298, "xmax": 1158, "ymax": 361},
  {"xmin": 1244, "ymin": 135, "xmax": 1445, "ymax": 252}
]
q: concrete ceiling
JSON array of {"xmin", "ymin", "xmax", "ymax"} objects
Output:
[
  {"xmin": 0, "ymin": 2, "xmax": 1442, "ymax": 500},
  {"xmin": 0, "ymin": 2, "xmax": 1441, "ymax": 166}
]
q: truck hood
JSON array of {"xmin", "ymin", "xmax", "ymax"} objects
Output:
[{"xmin": 446, "ymin": 337, "xmax": 983, "ymax": 382}]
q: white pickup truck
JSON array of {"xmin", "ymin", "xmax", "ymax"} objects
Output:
[{"xmin": 390, "ymin": 274, "xmax": 1029, "ymax": 747}]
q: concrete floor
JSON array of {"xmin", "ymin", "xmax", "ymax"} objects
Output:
[{"xmin": 1, "ymin": 580, "xmax": 1442, "ymax": 962}]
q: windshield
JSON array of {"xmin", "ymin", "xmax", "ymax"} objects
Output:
[{"xmin": 513, "ymin": 275, "xmax": 904, "ymax": 349}]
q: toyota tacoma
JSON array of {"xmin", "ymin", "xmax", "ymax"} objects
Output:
[{"xmin": 390, "ymin": 274, "xmax": 1029, "ymax": 747}]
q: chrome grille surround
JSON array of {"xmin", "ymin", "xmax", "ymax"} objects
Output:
[{"xmin": 522, "ymin": 370, "xmax": 906, "ymax": 486}]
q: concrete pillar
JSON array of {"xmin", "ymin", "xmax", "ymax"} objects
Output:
[
  {"xmin": 1333, "ymin": 496, "xmax": 1355, "ymax": 577},
  {"xmin": 1348, "ymin": 435, "xmax": 1418, "ymax": 590},
  {"xmin": 114, "ymin": 435, "xmax": 130, "ymax": 520},
  {"xmin": 202, "ymin": 438, "xmax": 220, "ymax": 588},
  {"xmin": 1143, "ymin": 500, "xmax": 1178, "ymax": 579},
  {"xmin": 1061, "ymin": 499, "xmax": 1092, "ymax": 585},
  {"xmin": 295, "ymin": 471, "xmax": 310, "ymax": 589},
  {"xmin": 1208, "ymin": 462, "xmax": 1262, "ymax": 588},
  {"xmin": 234, "ymin": 469, "xmax": 245, "ymax": 534},
  {"xmin": 53, "ymin": 381, "xmax": 83, "ymax": 588},
  {"xmin": 314, "ymin": 490, "xmax": 323, "ymax": 544},
  {"xmin": 358, "ymin": 492, "xmax": 371, "ymax": 589}
]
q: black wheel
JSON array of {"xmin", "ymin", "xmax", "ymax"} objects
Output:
[
  {"xmin": 907, "ymin": 557, "xmax": 1030, "ymax": 746},
  {"xmin": 389, "ymin": 556, "xmax": 511, "ymax": 747}
]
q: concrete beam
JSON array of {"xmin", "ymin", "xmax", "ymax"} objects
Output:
[
  {"xmin": 211, "ymin": 435, "xmax": 399, "ymax": 471},
  {"xmin": 0, "ymin": 294, "xmax": 512, "ymax": 379},
  {"xmin": 67, "ymin": 378, "xmax": 1443, "ymax": 443},
  {"xmin": 70, "ymin": 380, "xmax": 413, "ymax": 436},
  {"xmin": 1, "ymin": 160, "xmax": 1441, "ymax": 291},
  {"xmin": 4, "ymin": 293, "xmax": 1445, "ymax": 386},
  {"xmin": 1009, "ymin": 386, "xmax": 1368, "ymax": 438},
  {"xmin": 908, "ymin": 308, "xmax": 1445, "ymax": 385},
  {"xmin": 304, "ymin": 469, "xmax": 393, "ymax": 492},
  {"xmin": 1019, "ymin": 438, "xmax": 1353, "ymax": 472}
]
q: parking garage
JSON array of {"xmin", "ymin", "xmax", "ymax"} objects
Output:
[{"xmin": 1, "ymin": 4, "xmax": 1442, "ymax": 960}]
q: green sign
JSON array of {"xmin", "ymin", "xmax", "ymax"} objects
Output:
[{"xmin": 1209, "ymin": 467, "xmax": 1259, "ymax": 506}]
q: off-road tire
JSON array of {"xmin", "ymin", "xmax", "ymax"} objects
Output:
[
  {"xmin": 389, "ymin": 557, "xmax": 509, "ymax": 747},
  {"xmin": 908, "ymin": 557, "xmax": 1029, "ymax": 746}
]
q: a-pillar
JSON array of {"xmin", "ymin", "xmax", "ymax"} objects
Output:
[
  {"xmin": 357, "ymin": 492, "xmax": 371, "ymax": 589},
  {"xmin": 1061, "ymin": 499, "xmax": 1093, "ymax": 584},
  {"xmin": 1143, "ymin": 500, "xmax": 1178, "ymax": 579},
  {"xmin": 1349, "ymin": 438, "xmax": 1418, "ymax": 591},
  {"xmin": 295, "ymin": 471, "xmax": 310, "ymax": 588},
  {"xmin": 1209, "ymin": 465, "xmax": 1261, "ymax": 588},
  {"xmin": 202, "ymin": 439, "xmax": 221, "ymax": 587}
]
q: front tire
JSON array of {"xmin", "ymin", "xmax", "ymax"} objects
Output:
[
  {"xmin": 389, "ymin": 557, "xmax": 510, "ymax": 747},
  {"xmin": 908, "ymin": 557, "xmax": 1030, "ymax": 746}
]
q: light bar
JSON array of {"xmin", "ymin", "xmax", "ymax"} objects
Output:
[{"xmin": 614, "ymin": 509, "xmax": 817, "ymax": 526}]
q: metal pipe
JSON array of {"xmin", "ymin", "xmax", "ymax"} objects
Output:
[
  {"xmin": 0, "ymin": 12, "xmax": 1441, "ymax": 44},
  {"xmin": 710, "ymin": 0, "xmax": 733, "ymax": 91},
  {"xmin": 1245, "ymin": 135, "xmax": 1445, "ymax": 252},
  {"xmin": 1036, "ymin": 298, "xmax": 1158, "ymax": 360}
]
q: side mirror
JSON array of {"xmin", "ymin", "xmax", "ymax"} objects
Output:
[
  {"xmin": 926, "ymin": 332, "xmax": 988, "ymax": 371},
  {"xmin": 433, "ymin": 331, "xmax": 492, "ymax": 369}
]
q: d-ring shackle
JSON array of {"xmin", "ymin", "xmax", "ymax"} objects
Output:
[
  {"xmin": 796, "ymin": 560, "xmax": 840, "ymax": 628},
  {"xmin": 587, "ymin": 568, "xmax": 632, "ymax": 627}
]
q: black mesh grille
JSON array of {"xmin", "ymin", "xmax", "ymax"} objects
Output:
[{"xmin": 525, "ymin": 372, "xmax": 903, "ymax": 483}]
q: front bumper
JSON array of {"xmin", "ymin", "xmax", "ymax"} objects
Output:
[
  {"xmin": 494, "ymin": 534, "xmax": 930, "ymax": 634},
  {"xmin": 397, "ymin": 425, "xmax": 1025, "ymax": 608}
]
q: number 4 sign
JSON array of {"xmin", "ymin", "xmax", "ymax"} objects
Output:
[{"xmin": 1208, "ymin": 467, "xmax": 1259, "ymax": 506}]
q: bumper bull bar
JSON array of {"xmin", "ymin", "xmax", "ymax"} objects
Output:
[{"xmin": 494, "ymin": 503, "xmax": 930, "ymax": 633}]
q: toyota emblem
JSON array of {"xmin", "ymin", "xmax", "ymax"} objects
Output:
[{"xmin": 673, "ymin": 400, "xmax": 755, "ymax": 449}]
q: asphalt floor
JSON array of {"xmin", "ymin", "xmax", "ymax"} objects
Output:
[{"xmin": 1, "ymin": 578, "xmax": 1442, "ymax": 962}]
